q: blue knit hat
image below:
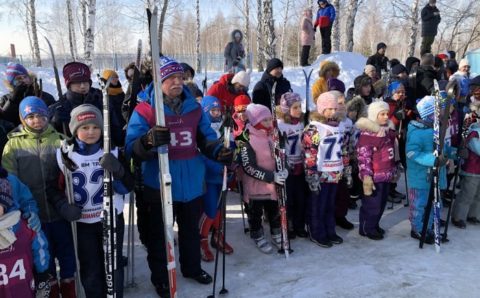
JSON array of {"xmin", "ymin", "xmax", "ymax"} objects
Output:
[
  {"xmin": 159, "ymin": 56, "xmax": 184, "ymax": 82},
  {"xmin": 417, "ymin": 96, "xmax": 435, "ymax": 121},
  {"xmin": 19, "ymin": 96, "xmax": 48, "ymax": 120},
  {"xmin": 201, "ymin": 96, "xmax": 222, "ymax": 122},
  {"xmin": 6, "ymin": 63, "xmax": 28, "ymax": 87},
  {"xmin": 387, "ymin": 81, "xmax": 403, "ymax": 98}
]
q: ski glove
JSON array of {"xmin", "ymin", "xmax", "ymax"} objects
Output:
[
  {"xmin": 306, "ymin": 173, "xmax": 320, "ymax": 193},
  {"xmin": 216, "ymin": 147, "xmax": 234, "ymax": 165},
  {"xmin": 363, "ymin": 176, "xmax": 375, "ymax": 196},
  {"xmin": 458, "ymin": 147, "xmax": 469, "ymax": 160},
  {"xmin": 274, "ymin": 169, "xmax": 289, "ymax": 185},
  {"xmin": 52, "ymin": 104, "xmax": 70, "ymax": 124},
  {"xmin": 394, "ymin": 109, "xmax": 405, "ymax": 121},
  {"xmin": 12, "ymin": 83, "xmax": 31, "ymax": 103},
  {"xmin": 35, "ymin": 272, "xmax": 51, "ymax": 298},
  {"xmin": 100, "ymin": 153, "xmax": 125, "ymax": 179},
  {"xmin": 141, "ymin": 125, "xmax": 171, "ymax": 149},
  {"xmin": 55, "ymin": 200, "xmax": 82, "ymax": 222},
  {"xmin": 23, "ymin": 212, "xmax": 41, "ymax": 232}
]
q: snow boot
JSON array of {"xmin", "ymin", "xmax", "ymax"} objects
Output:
[
  {"xmin": 336, "ymin": 216, "xmax": 354, "ymax": 230},
  {"xmin": 253, "ymin": 235, "xmax": 273, "ymax": 254},
  {"xmin": 184, "ymin": 269, "xmax": 212, "ymax": 285},
  {"xmin": 452, "ymin": 218, "xmax": 467, "ymax": 229},
  {"xmin": 155, "ymin": 283, "xmax": 170, "ymax": 298},
  {"xmin": 48, "ymin": 279, "xmax": 60, "ymax": 298},
  {"xmin": 59, "ymin": 278, "xmax": 76, "ymax": 298},
  {"xmin": 271, "ymin": 228, "xmax": 282, "ymax": 249},
  {"xmin": 410, "ymin": 230, "xmax": 434, "ymax": 244},
  {"xmin": 327, "ymin": 234, "xmax": 343, "ymax": 244},
  {"xmin": 200, "ymin": 238, "xmax": 214, "ymax": 262}
]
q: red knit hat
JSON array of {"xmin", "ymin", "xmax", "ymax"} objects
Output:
[
  {"xmin": 63, "ymin": 62, "xmax": 91, "ymax": 88},
  {"xmin": 234, "ymin": 95, "xmax": 251, "ymax": 111}
]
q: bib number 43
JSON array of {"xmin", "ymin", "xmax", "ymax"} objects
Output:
[{"xmin": 170, "ymin": 130, "xmax": 193, "ymax": 147}]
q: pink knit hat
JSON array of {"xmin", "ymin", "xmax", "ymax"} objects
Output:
[
  {"xmin": 280, "ymin": 92, "xmax": 301, "ymax": 114},
  {"xmin": 316, "ymin": 91, "xmax": 338, "ymax": 114},
  {"xmin": 245, "ymin": 104, "xmax": 271, "ymax": 126}
]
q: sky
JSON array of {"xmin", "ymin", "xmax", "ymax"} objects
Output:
[{"xmin": 0, "ymin": 0, "xmax": 290, "ymax": 58}]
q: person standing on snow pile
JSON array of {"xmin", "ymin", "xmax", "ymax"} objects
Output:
[
  {"xmin": 356, "ymin": 101, "xmax": 400, "ymax": 240},
  {"xmin": 252, "ymin": 58, "xmax": 292, "ymax": 110},
  {"xmin": 366, "ymin": 42, "xmax": 389, "ymax": 78},
  {"xmin": 239, "ymin": 103, "xmax": 288, "ymax": 254},
  {"xmin": 207, "ymin": 70, "xmax": 250, "ymax": 110},
  {"xmin": 125, "ymin": 56, "xmax": 234, "ymax": 296},
  {"xmin": 420, "ymin": 0, "xmax": 441, "ymax": 56},
  {"xmin": 0, "ymin": 167, "xmax": 52, "ymax": 298},
  {"xmin": 199, "ymin": 95, "xmax": 234, "ymax": 262},
  {"xmin": 313, "ymin": 0, "xmax": 336, "ymax": 55},
  {"xmin": 224, "ymin": 29, "xmax": 246, "ymax": 73},
  {"xmin": 302, "ymin": 91, "xmax": 345, "ymax": 248},
  {"xmin": 311, "ymin": 60, "xmax": 341, "ymax": 103},
  {"xmin": 55, "ymin": 104, "xmax": 133, "ymax": 297},
  {"xmin": 300, "ymin": 8, "xmax": 315, "ymax": 66},
  {"xmin": 2, "ymin": 96, "xmax": 80, "ymax": 297},
  {"xmin": 406, "ymin": 95, "xmax": 454, "ymax": 244},
  {"xmin": 276, "ymin": 92, "xmax": 308, "ymax": 238},
  {"xmin": 1, "ymin": 62, "xmax": 55, "ymax": 126}
]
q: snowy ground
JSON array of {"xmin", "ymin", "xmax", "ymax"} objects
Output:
[{"xmin": 121, "ymin": 174, "xmax": 480, "ymax": 298}]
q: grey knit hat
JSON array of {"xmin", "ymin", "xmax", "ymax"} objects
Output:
[{"xmin": 69, "ymin": 104, "xmax": 103, "ymax": 135}]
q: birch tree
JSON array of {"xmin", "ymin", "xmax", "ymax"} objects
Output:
[
  {"xmin": 66, "ymin": 0, "xmax": 78, "ymax": 60},
  {"xmin": 29, "ymin": 0, "xmax": 41, "ymax": 66},
  {"xmin": 195, "ymin": 0, "xmax": 200, "ymax": 71},
  {"xmin": 280, "ymin": 0, "xmax": 291, "ymax": 61},
  {"xmin": 256, "ymin": 0, "xmax": 265, "ymax": 71},
  {"xmin": 80, "ymin": 0, "xmax": 87, "ymax": 53},
  {"xmin": 344, "ymin": 0, "xmax": 360, "ymax": 52},
  {"xmin": 262, "ymin": 0, "xmax": 276, "ymax": 60},
  {"xmin": 84, "ymin": 0, "xmax": 96, "ymax": 69},
  {"xmin": 244, "ymin": 0, "xmax": 250, "ymax": 69},
  {"xmin": 158, "ymin": 0, "xmax": 169, "ymax": 53},
  {"xmin": 391, "ymin": 0, "xmax": 420, "ymax": 58},
  {"xmin": 331, "ymin": 0, "xmax": 341, "ymax": 52}
]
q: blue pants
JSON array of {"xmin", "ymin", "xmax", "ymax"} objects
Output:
[
  {"xmin": 42, "ymin": 219, "xmax": 76, "ymax": 280},
  {"xmin": 76, "ymin": 214, "xmax": 125, "ymax": 298},
  {"xmin": 359, "ymin": 182, "xmax": 389, "ymax": 234},
  {"xmin": 307, "ymin": 183, "xmax": 338, "ymax": 241},
  {"xmin": 202, "ymin": 183, "xmax": 222, "ymax": 219},
  {"xmin": 408, "ymin": 187, "xmax": 436, "ymax": 233}
]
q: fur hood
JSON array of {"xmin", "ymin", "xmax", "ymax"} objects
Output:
[
  {"xmin": 309, "ymin": 111, "xmax": 340, "ymax": 126},
  {"xmin": 346, "ymin": 96, "xmax": 367, "ymax": 119},
  {"xmin": 355, "ymin": 117, "xmax": 395, "ymax": 133},
  {"xmin": 318, "ymin": 61, "xmax": 340, "ymax": 78}
]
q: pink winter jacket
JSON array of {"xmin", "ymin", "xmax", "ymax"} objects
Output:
[
  {"xmin": 240, "ymin": 125, "xmax": 277, "ymax": 202},
  {"xmin": 300, "ymin": 16, "xmax": 314, "ymax": 46}
]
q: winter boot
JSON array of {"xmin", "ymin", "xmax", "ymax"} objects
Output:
[
  {"xmin": 253, "ymin": 235, "xmax": 273, "ymax": 254},
  {"xmin": 48, "ymin": 279, "xmax": 60, "ymax": 298},
  {"xmin": 199, "ymin": 214, "xmax": 215, "ymax": 261},
  {"xmin": 210, "ymin": 212, "xmax": 233, "ymax": 254},
  {"xmin": 200, "ymin": 238, "xmax": 214, "ymax": 262},
  {"xmin": 336, "ymin": 216, "xmax": 354, "ymax": 230},
  {"xmin": 59, "ymin": 278, "xmax": 76, "ymax": 298},
  {"xmin": 155, "ymin": 283, "xmax": 171, "ymax": 298},
  {"xmin": 271, "ymin": 228, "xmax": 282, "ymax": 249}
]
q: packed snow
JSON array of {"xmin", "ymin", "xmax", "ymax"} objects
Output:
[{"xmin": 1, "ymin": 53, "xmax": 479, "ymax": 298}]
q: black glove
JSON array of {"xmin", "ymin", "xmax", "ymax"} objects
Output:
[
  {"xmin": 55, "ymin": 199, "xmax": 82, "ymax": 222},
  {"xmin": 216, "ymin": 147, "xmax": 234, "ymax": 165},
  {"xmin": 458, "ymin": 147, "xmax": 469, "ymax": 160},
  {"xmin": 394, "ymin": 109, "xmax": 405, "ymax": 121},
  {"xmin": 35, "ymin": 272, "xmax": 52, "ymax": 298},
  {"xmin": 141, "ymin": 125, "xmax": 171, "ymax": 149},
  {"xmin": 12, "ymin": 83, "xmax": 31, "ymax": 103},
  {"xmin": 100, "ymin": 153, "xmax": 125, "ymax": 179},
  {"xmin": 437, "ymin": 155, "xmax": 448, "ymax": 167},
  {"xmin": 52, "ymin": 104, "xmax": 70, "ymax": 124}
]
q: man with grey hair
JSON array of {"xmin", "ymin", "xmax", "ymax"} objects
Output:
[{"xmin": 420, "ymin": 0, "xmax": 441, "ymax": 55}]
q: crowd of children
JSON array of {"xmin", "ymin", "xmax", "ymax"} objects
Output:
[{"xmin": 0, "ymin": 46, "xmax": 479, "ymax": 297}]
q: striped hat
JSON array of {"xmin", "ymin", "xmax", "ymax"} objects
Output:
[
  {"xmin": 6, "ymin": 63, "xmax": 28, "ymax": 87},
  {"xmin": 159, "ymin": 56, "xmax": 184, "ymax": 82},
  {"xmin": 417, "ymin": 96, "xmax": 435, "ymax": 121}
]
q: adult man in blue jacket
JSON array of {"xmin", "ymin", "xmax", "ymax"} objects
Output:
[
  {"xmin": 125, "ymin": 56, "xmax": 233, "ymax": 297},
  {"xmin": 314, "ymin": 0, "xmax": 336, "ymax": 54}
]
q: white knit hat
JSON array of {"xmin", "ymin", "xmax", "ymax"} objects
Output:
[
  {"xmin": 459, "ymin": 58, "xmax": 470, "ymax": 69},
  {"xmin": 231, "ymin": 70, "xmax": 251, "ymax": 87},
  {"xmin": 367, "ymin": 101, "xmax": 390, "ymax": 122}
]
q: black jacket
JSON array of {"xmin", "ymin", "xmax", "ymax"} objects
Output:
[
  {"xmin": 421, "ymin": 4, "xmax": 441, "ymax": 37},
  {"xmin": 415, "ymin": 65, "xmax": 439, "ymax": 100},
  {"xmin": 0, "ymin": 89, "xmax": 55, "ymax": 126},
  {"xmin": 252, "ymin": 72, "xmax": 292, "ymax": 111},
  {"xmin": 366, "ymin": 53, "xmax": 389, "ymax": 76}
]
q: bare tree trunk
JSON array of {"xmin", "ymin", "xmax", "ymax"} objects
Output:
[
  {"xmin": 344, "ymin": 0, "xmax": 360, "ymax": 52},
  {"xmin": 308, "ymin": 0, "xmax": 314, "ymax": 12},
  {"xmin": 280, "ymin": 0, "xmax": 291, "ymax": 61},
  {"xmin": 29, "ymin": 0, "xmax": 41, "ymax": 66},
  {"xmin": 332, "ymin": 0, "xmax": 340, "ymax": 52},
  {"xmin": 158, "ymin": 0, "xmax": 169, "ymax": 53},
  {"xmin": 407, "ymin": 0, "xmax": 420, "ymax": 57},
  {"xmin": 67, "ymin": 0, "xmax": 78, "ymax": 60},
  {"xmin": 195, "ymin": 0, "xmax": 200, "ymax": 72},
  {"xmin": 81, "ymin": 0, "xmax": 87, "ymax": 53},
  {"xmin": 84, "ymin": 0, "xmax": 96, "ymax": 69},
  {"xmin": 256, "ymin": 0, "xmax": 265, "ymax": 71},
  {"xmin": 244, "ymin": 0, "xmax": 250, "ymax": 69},
  {"xmin": 262, "ymin": 0, "xmax": 276, "ymax": 60},
  {"xmin": 21, "ymin": 1, "xmax": 35, "ymax": 62}
]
